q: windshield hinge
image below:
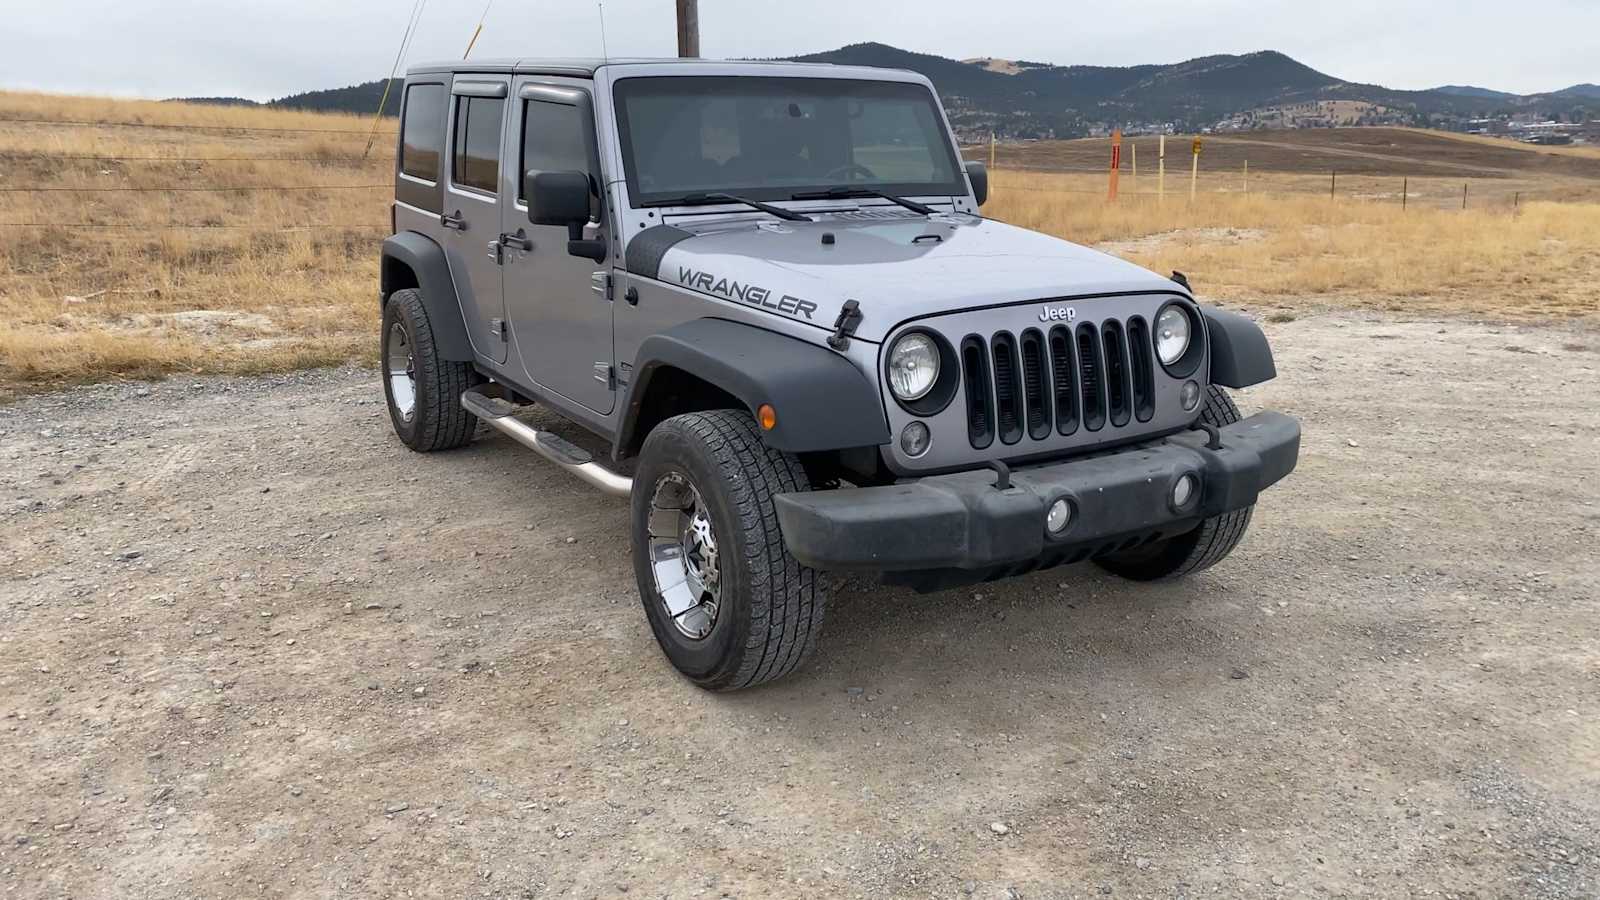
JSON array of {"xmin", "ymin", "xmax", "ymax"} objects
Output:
[{"xmin": 826, "ymin": 299, "xmax": 863, "ymax": 351}]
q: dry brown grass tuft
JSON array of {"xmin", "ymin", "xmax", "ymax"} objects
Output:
[
  {"xmin": 986, "ymin": 170, "xmax": 1600, "ymax": 321},
  {"xmin": 2, "ymin": 92, "xmax": 1598, "ymax": 398},
  {"xmin": 1, "ymin": 91, "xmax": 392, "ymax": 396}
]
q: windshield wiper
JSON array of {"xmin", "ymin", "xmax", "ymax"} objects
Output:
[
  {"xmin": 789, "ymin": 186, "xmax": 936, "ymax": 216},
  {"xmin": 650, "ymin": 192, "xmax": 812, "ymax": 222}
]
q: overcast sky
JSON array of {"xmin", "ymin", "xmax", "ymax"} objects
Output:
[{"xmin": 3, "ymin": 1, "xmax": 1595, "ymax": 100}]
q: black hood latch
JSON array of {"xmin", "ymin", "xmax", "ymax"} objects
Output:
[{"xmin": 827, "ymin": 299, "xmax": 863, "ymax": 351}]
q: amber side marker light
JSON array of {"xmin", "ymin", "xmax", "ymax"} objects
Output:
[{"xmin": 758, "ymin": 404, "xmax": 778, "ymax": 430}]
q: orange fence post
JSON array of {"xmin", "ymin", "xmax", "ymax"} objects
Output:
[{"xmin": 1108, "ymin": 129, "xmax": 1122, "ymax": 201}]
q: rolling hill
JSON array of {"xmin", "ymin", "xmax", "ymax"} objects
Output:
[{"xmin": 180, "ymin": 44, "xmax": 1594, "ymax": 140}]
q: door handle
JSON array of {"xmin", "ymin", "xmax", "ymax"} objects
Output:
[
  {"xmin": 440, "ymin": 211, "xmax": 466, "ymax": 230},
  {"xmin": 499, "ymin": 230, "xmax": 533, "ymax": 252}
]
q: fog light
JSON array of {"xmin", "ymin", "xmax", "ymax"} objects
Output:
[
  {"xmin": 900, "ymin": 421, "xmax": 931, "ymax": 457},
  {"xmin": 1181, "ymin": 380, "xmax": 1201, "ymax": 411},
  {"xmin": 1172, "ymin": 474, "xmax": 1197, "ymax": 507},
  {"xmin": 1046, "ymin": 498, "xmax": 1073, "ymax": 534}
]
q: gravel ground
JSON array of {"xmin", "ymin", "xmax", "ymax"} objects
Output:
[{"xmin": 2, "ymin": 311, "xmax": 1597, "ymax": 899}]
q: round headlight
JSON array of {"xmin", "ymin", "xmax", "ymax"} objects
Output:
[
  {"xmin": 1155, "ymin": 306, "xmax": 1192, "ymax": 367},
  {"xmin": 888, "ymin": 333, "xmax": 940, "ymax": 401}
]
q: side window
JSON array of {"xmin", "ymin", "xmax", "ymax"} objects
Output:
[
  {"xmin": 451, "ymin": 95, "xmax": 505, "ymax": 194},
  {"xmin": 399, "ymin": 83, "xmax": 445, "ymax": 182},
  {"xmin": 520, "ymin": 99, "xmax": 597, "ymax": 218}
]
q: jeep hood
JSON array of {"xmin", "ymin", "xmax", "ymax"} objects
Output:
[{"xmin": 629, "ymin": 209, "xmax": 1188, "ymax": 343}]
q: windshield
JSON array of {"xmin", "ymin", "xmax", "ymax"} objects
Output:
[{"xmin": 612, "ymin": 76, "xmax": 966, "ymax": 206}]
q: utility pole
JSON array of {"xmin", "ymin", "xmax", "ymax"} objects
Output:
[{"xmin": 676, "ymin": 0, "xmax": 699, "ymax": 58}]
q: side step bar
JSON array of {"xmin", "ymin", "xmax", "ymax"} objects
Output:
[{"xmin": 461, "ymin": 389, "xmax": 632, "ymax": 498}]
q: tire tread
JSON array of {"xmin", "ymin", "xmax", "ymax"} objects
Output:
[{"xmin": 385, "ymin": 288, "xmax": 477, "ymax": 452}]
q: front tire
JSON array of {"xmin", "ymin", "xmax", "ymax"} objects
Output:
[
  {"xmin": 630, "ymin": 411, "xmax": 826, "ymax": 691},
  {"xmin": 381, "ymin": 288, "xmax": 478, "ymax": 452},
  {"xmin": 1096, "ymin": 385, "xmax": 1254, "ymax": 581}
]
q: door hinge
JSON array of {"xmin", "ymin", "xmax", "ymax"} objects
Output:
[
  {"xmin": 592, "ymin": 362, "xmax": 615, "ymax": 389},
  {"xmin": 489, "ymin": 318, "xmax": 507, "ymax": 342},
  {"xmin": 590, "ymin": 271, "xmax": 613, "ymax": 301}
]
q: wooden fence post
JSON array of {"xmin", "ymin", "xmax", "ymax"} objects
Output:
[
  {"xmin": 1331, "ymin": 170, "xmax": 1337, "ymax": 199},
  {"xmin": 1462, "ymin": 183, "xmax": 1468, "ymax": 209},
  {"xmin": 1158, "ymin": 135, "xmax": 1166, "ymax": 204},
  {"xmin": 1190, "ymin": 138, "xmax": 1200, "ymax": 203},
  {"xmin": 1402, "ymin": 177, "xmax": 1407, "ymax": 210},
  {"xmin": 1243, "ymin": 159, "xmax": 1249, "ymax": 194}
]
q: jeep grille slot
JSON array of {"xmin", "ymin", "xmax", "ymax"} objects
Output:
[
  {"xmin": 1077, "ymin": 324, "xmax": 1107, "ymax": 432},
  {"xmin": 1126, "ymin": 316, "xmax": 1156, "ymax": 422},
  {"xmin": 1019, "ymin": 329, "xmax": 1050, "ymax": 440},
  {"xmin": 947, "ymin": 310, "xmax": 1163, "ymax": 457},
  {"xmin": 961, "ymin": 336, "xmax": 994, "ymax": 450},
  {"xmin": 1102, "ymin": 320, "xmax": 1131, "ymax": 428},
  {"xmin": 1048, "ymin": 325, "xmax": 1079, "ymax": 436},
  {"xmin": 991, "ymin": 332, "xmax": 1023, "ymax": 446}
]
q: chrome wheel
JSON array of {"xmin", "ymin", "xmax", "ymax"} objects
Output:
[
  {"xmin": 385, "ymin": 321, "xmax": 416, "ymax": 423},
  {"xmin": 647, "ymin": 472, "xmax": 721, "ymax": 640}
]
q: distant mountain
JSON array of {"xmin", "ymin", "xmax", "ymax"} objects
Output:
[
  {"xmin": 271, "ymin": 79, "xmax": 402, "ymax": 116},
  {"xmin": 175, "ymin": 45, "xmax": 1595, "ymax": 138},
  {"xmin": 788, "ymin": 43, "xmax": 1596, "ymax": 137},
  {"xmin": 788, "ymin": 43, "xmax": 1444, "ymax": 137},
  {"xmin": 174, "ymin": 96, "xmax": 262, "ymax": 108},
  {"xmin": 1433, "ymin": 85, "xmax": 1519, "ymax": 101},
  {"xmin": 1549, "ymin": 83, "xmax": 1600, "ymax": 100}
]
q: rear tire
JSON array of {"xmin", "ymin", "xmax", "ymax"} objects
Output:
[
  {"xmin": 381, "ymin": 288, "xmax": 478, "ymax": 452},
  {"xmin": 630, "ymin": 411, "xmax": 826, "ymax": 691},
  {"xmin": 1096, "ymin": 386, "xmax": 1254, "ymax": 581}
]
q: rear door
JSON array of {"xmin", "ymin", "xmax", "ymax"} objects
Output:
[
  {"xmin": 441, "ymin": 76, "xmax": 511, "ymax": 364},
  {"xmin": 501, "ymin": 80, "xmax": 615, "ymax": 415}
]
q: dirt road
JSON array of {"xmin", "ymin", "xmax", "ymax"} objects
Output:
[{"xmin": 3, "ymin": 312, "xmax": 1597, "ymax": 899}]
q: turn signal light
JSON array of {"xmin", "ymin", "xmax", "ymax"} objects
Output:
[{"xmin": 758, "ymin": 404, "xmax": 777, "ymax": 430}]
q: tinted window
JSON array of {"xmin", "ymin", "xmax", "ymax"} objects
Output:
[
  {"xmin": 613, "ymin": 76, "xmax": 964, "ymax": 205},
  {"xmin": 452, "ymin": 96, "xmax": 505, "ymax": 193},
  {"xmin": 400, "ymin": 83, "xmax": 445, "ymax": 181},
  {"xmin": 520, "ymin": 100, "xmax": 596, "ymax": 217}
]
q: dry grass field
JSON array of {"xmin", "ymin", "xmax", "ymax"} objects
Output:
[
  {"xmin": 3, "ymin": 93, "xmax": 1600, "ymax": 397},
  {"xmin": 0, "ymin": 92, "xmax": 393, "ymax": 396}
]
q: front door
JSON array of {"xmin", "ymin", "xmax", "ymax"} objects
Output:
[
  {"xmin": 441, "ymin": 76, "xmax": 511, "ymax": 364},
  {"xmin": 502, "ymin": 80, "xmax": 615, "ymax": 415}
]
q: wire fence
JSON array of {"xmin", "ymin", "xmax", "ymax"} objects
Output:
[
  {"xmin": 0, "ymin": 115, "xmax": 1573, "ymax": 238},
  {"xmin": 0, "ymin": 116, "xmax": 395, "ymax": 136},
  {"xmin": 0, "ymin": 152, "xmax": 391, "ymax": 162},
  {"xmin": 0, "ymin": 222, "xmax": 389, "ymax": 231},
  {"xmin": 0, "ymin": 184, "xmax": 390, "ymax": 193}
]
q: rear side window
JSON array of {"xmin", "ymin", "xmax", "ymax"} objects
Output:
[
  {"xmin": 452, "ymin": 96, "xmax": 505, "ymax": 193},
  {"xmin": 520, "ymin": 100, "xmax": 597, "ymax": 217},
  {"xmin": 399, "ymin": 83, "xmax": 445, "ymax": 182}
]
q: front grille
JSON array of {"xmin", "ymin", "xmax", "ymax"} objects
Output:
[{"xmin": 961, "ymin": 314, "xmax": 1159, "ymax": 450}]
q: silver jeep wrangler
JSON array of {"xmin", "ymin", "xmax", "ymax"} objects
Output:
[{"xmin": 379, "ymin": 57, "xmax": 1301, "ymax": 690}]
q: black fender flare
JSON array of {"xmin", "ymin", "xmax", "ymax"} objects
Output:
[
  {"xmin": 380, "ymin": 231, "xmax": 474, "ymax": 362},
  {"xmin": 1202, "ymin": 307, "xmax": 1277, "ymax": 389},
  {"xmin": 620, "ymin": 318, "xmax": 891, "ymax": 455}
]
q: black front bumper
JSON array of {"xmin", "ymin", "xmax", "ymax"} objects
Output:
[{"xmin": 773, "ymin": 411, "xmax": 1300, "ymax": 575}]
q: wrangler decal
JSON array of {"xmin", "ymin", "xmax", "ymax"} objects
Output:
[{"xmin": 677, "ymin": 266, "xmax": 819, "ymax": 321}]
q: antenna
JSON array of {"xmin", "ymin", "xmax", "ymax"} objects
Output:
[
  {"xmin": 596, "ymin": 1, "xmax": 611, "ymax": 61},
  {"xmin": 463, "ymin": 0, "xmax": 494, "ymax": 60}
]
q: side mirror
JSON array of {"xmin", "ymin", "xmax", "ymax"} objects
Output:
[
  {"xmin": 964, "ymin": 160, "xmax": 988, "ymax": 207},
  {"xmin": 526, "ymin": 169, "xmax": 607, "ymax": 262}
]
